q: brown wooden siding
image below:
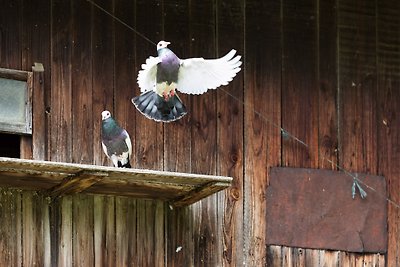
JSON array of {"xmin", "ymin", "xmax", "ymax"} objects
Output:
[{"xmin": 0, "ymin": 0, "xmax": 399, "ymax": 266}]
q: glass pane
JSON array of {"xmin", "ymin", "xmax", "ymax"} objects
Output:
[{"xmin": 0, "ymin": 77, "xmax": 27, "ymax": 124}]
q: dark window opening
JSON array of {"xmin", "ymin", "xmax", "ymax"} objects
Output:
[{"xmin": 0, "ymin": 133, "xmax": 20, "ymax": 158}]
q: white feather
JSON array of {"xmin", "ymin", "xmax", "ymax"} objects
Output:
[
  {"xmin": 101, "ymin": 142, "xmax": 109, "ymax": 158},
  {"xmin": 137, "ymin": 56, "xmax": 161, "ymax": 93},
  {"xmin": 176, "ymin": 49, "xmax": 242, "ymax": 95},
  {"xmin": 125, "ymin": 133, "xmax": 132, "ymax": 159}
]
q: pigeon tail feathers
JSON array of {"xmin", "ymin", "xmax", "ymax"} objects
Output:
[{"xmin": 132, "ymin": 91, "xmax": 187, "ymax": 122}]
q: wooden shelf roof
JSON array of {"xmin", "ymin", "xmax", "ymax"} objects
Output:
[{"xmin": 0, "ymin": 157, "xmax": 232, "ymax": 207}]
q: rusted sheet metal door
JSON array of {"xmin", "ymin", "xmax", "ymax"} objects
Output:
[{"xmin": 266, "ymin": 167, "xmax": 387, "ymax": 253}]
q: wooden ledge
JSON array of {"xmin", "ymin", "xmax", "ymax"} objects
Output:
[{"xmin": 0, "ymin": 157, "xmax": 232, "ymax": 207}]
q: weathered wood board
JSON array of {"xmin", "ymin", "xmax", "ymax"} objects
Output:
[{"xmin": 0, "ymin": 157, "xmax": 232, "ymax": 207}]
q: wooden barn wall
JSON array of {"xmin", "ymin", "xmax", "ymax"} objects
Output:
[{"xmin": 0, "ymin": 0, "xmax": 399, "ymax": 266}]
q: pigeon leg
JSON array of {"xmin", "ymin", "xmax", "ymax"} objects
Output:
[{"xmin": 162, "ymin": 91, "xmax": 169, "ymax": 101}]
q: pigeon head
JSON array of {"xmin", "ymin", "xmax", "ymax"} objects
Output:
[
  {"xmin": 157, "ymin": 41, "xmax": 171, "ymax": 51},
  {"xmin": 101, "ymin": 110, "xmax": 112, "ymax": 120}
]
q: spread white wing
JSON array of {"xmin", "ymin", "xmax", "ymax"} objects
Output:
[
  {"xmin": 176, "ymin": 49, "xmax": 242, "ymax": 95},
  {"xmin": 137, "ymin": 56, "xmax": 161, "ymax": 93}
]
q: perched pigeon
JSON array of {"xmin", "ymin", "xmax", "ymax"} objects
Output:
[
  {"xmin": 101, "ymin": 110, "xmax": 132, "ymax": 168},
  {"xmin": 132, "ymin": 40, "xmax": 242, "ymax": 122}
]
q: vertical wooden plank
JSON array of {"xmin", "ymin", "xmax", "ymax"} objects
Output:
[
  {"xmin": 163, "ymin": 1, "xmax": 191, "ymax": 173},
  {"xmin": 305, "ymin": 249, "xmax": 320, "ymax": 267},
  {"xmin": 73, "ymin": 195, "xmax": 94, "ymax": 267},
  {"xmin": 188, "ymin": 12, "xmax": 218, "ymax": 267},
  {"xmin": 0, "ymin": 0, "xmax": 22, "ymax": 69},
  {"xmin": 267, "ymin": 246, "xmax": 282, "ymax": 267},
  {"xmin": 136, "ymin": 200, "xmax": 165, "ymax": 266},
  {"xmin": 20, "ymin": 72, "xmax": 34, "ymax": 160},
  {"xmin": 92, "ymin": 0, "xmax": 115, "ymax": 167},
  {"xmin": 292, "ymin": 248, "xmax": 305, "ymax": 267},
  {"xmin": 319, "ymin": 250, "xmax": 340, "ymax": 267},
  {"xmin": 338, "ymin": 0, "xmax": 377, "ymax": 174},
  {"xmin": 216, "ymin": 0, "xmax": 244, "ymax": 266},
  {"xmin": 115, "ymin": 197, "xmax": 137, "ymax": 267},
  {"xmin": 0, "ymin": 189, "xmax": 22, "ymax": 267},
  {"xmin": 94, "ymin": 196, "xmax": 116, "ymax": 267},
  {"xmin": 318, "ymin": 0, "xmax": 338, "ymax": 169},
  {"xmin": 134, "ymin": 1, "xmax": 165, "ymax": 266},
  {"xmin": 134, "ymin": 0, "xmax": 163, "ymax": 170},
  {"xmin": 281, "ymin": 0, "xmax": 319, "ymax": 168},
  {"xmin": 377, "ymin": 0, "xmax": 400, "ymax": 266},
  {"xmin": 114, "ymin": 0, "xmax": 136, "ymax": 167},
  {"xmin": 338, "ymin": 0, "xmax": 380, "ymax": 263},
  {"xmin": 315, "ymin": 0, "xmax": 341, "ymax": 264},
  {"xmin": 22, "ymin": 0, "xmax": 51, "ymax": 161},
  {"xmin": 22, "ymin": 192, "xmax": 47, "ymax": 267},
  {"xmin": 43, "ymin": 193, "xmax": 51, "ymax": 267},
  {"xmin": 50, "ymin": 0, "xmax": 73, "ymax": 163},
  {"xmin": 245, "ymin": 0, "xmax": 281, "ymax": 265},
  {"xmin": 71, "ymin": 0, "xmax": 93, "ymax": 165},
  {"xmin": 55, "ymin": 196, "xmax": 73, "ymax": 267},
  {"xmin": 338, "ymin": 251, "xmax": 355, "ymax": 267},
  {"xmin": 162, "ymin": 1, "xmax": 193, "ymax": 267},
  {"xmin": 282, "ymin": 246, "xmax": 293, "ymax": 267},
  {"xmin": 113, "ymin": 1, "xmax": 138, "ymax": 266},
  {"xmin": 32, "ymin": 70, "xmax": 47, "ymax": 160}
]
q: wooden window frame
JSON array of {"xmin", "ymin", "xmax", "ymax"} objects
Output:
[{"xmin": 0, "ymin": 68, "xmax": 33, "ymax": 135}]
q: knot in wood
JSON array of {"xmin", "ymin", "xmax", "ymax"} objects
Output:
[{"xmin": 230, "ymin": 187, "xmax": 240, "ymax": 200}]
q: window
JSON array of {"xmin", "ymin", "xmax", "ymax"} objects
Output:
[{"xmin": 0, "ymin": 68, "xmax": 32, "ymax": 135}]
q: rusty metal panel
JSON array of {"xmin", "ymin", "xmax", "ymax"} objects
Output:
[{"xmin": 266, "ymin": 167, "xmax": 387, "ymax": 253}]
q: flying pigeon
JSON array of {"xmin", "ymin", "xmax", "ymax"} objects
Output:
[
  {"xmin": 132, "ymin": 40, "xmax": 242, "ymax": 122},
  {"xmin": 101, "ymin": 110, "xmax": 132, "ymax": 168}
]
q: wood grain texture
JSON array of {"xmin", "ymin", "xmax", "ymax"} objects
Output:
[
  {"xmin": 188, "ymin": 2, "xmax": 219, "ymax": 265},
  {"xmin": 55, "ymin": 196, "xmax": 73, "ymax": 267},
  {"xmin": 0, "ymin": 0, "xmax": 400, "ymax": 266},
  {"xmin": 92, "ymin": 0, "xmax": 115, "ymax": 167},
  {"xmin": 71, "ymin": 0, "xmax": 93, "ymax": 165},
  {"xmin": 50, "ymin": 0, "xmax": 73, "ymax": 163},
  {"xmin": 318, "ymin": 0, "xmax": 338, "ymax": 169},
  {"xmin": 338, "ymin": 0, "xmax": 380, "ymax": 265},
  {"xmin": 73, "ymin": 194, "xmax": 94, "ymax": 266},
  {"xmin": 21, "ymin": 0, "xmax": 51, "ymax": 161},
  {"xmin": 0, "ymin": 0, "xmax": 22, "ymax": 69},
  {"xmin": 134, "ymin": 0, "xmax": 164, "ymax": 170},
  {"xmin": 133, "ymin": 2, "xmax": 165, "ymax": 263},
  {"xmin": 0, "ymin": 189, "xmax": 22, "ymax": 267},
  {"xmin": 163, "ymin": 1, "xmax": 194, "ymax": 266},
  {"xmin": 114, "ymin": 0, "xmax": 136, "ymax": 169},
  {"xmin": 94, "ymin": 196, "xmax": 116, "ymax": 267},
  {"xmin": 244, "ymin": 0, "xmax": 281, "ymax": 265},
  {"xmin": 377, "ymin": 0, "xmax": 400, "ymax": 266},
  {"xmin": 32, "ymin": 71, "xmax": 47, "ymax": 160},
  {"xmin": 216, "ymin": 0, "xmax": 244, "ymax": 265},
  {"xmin": 338, "ymin": 0, "xmax": 378, "ymax": 174},
  {"xmin": 281, "ymin": 0, "xmax": 319, "ymax": 168},
  {"xmin": 0, "ymin": 157, "xmax": 232, "ymax": 205},
  {"xmin": 115, "ymin": 197, "xmax": 137, "ymax": 267},
  {"xmin": 22, "ymin": 192, "xmax": 48, "ymax": 266}
]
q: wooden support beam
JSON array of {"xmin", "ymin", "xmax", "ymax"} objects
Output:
[
  {"xmin": 47, "ymin": 171, "xmax": 108, "ymax": 198},
  {"xmin": 171, "ymin": 181, "xmax": 231, "ymax": 207}
]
